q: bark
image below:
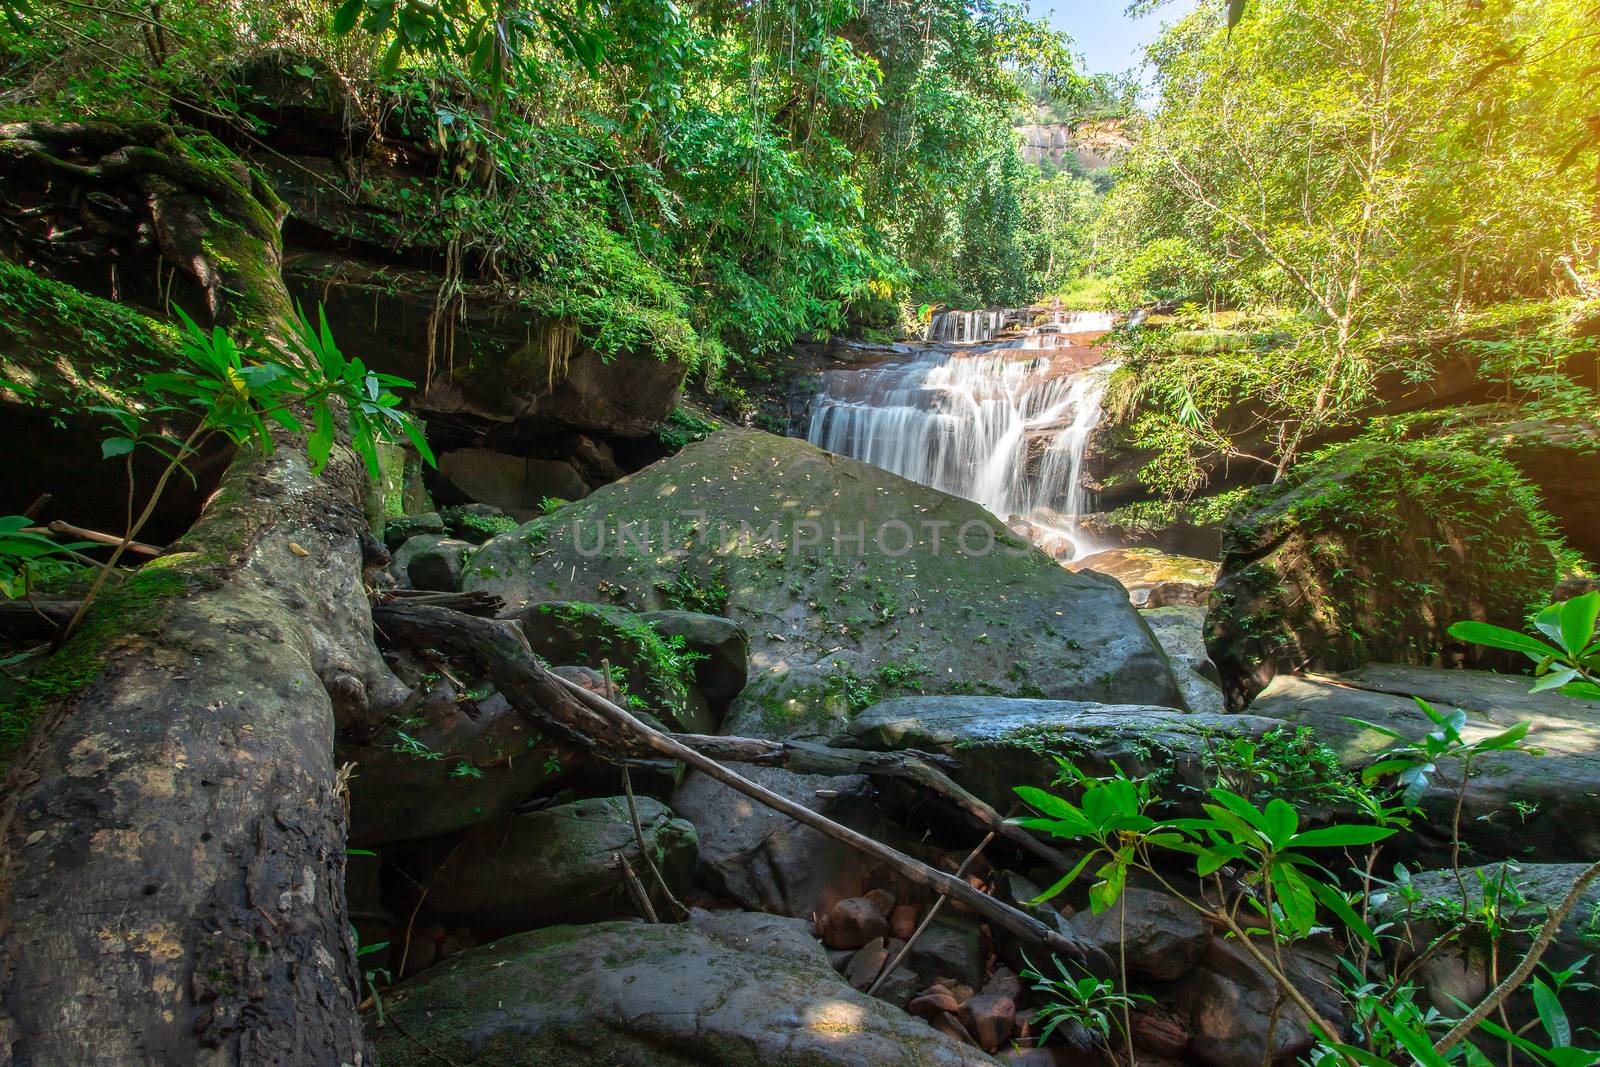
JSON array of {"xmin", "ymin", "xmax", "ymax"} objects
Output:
[{"xmin": 0, "ymin": 121, "xmax": 403, "ymax": 1065}]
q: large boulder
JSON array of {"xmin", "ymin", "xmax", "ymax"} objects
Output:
[
  {"xmin": 437, "ymin": 447, "xmax": 592, "ymax": 518},
  {"xmin": 466, "ymin": 428, "xmax": 1185, "ymax": 740},
  {"xmin": 840, "ymin": 696, "xmax": 1284, "ymax": 807},
  {"xmin": 671, "ymin": 765, "xmax": 886, "ymax": 918},
  {"xmin": 370, "ymin": 914, "xmax": 1001, "ymax": 1066},
  {"xmin": 1374, "ymin": 862, "xmax": 1600, "ymax": 1037},
  {"xmin": 423, "ymin": 797, "xmax": 698, "ymax": 934},
  {"xmin": 1068, "ymin": 886, "xmax": 1210, "ymax": 982},
  {"xmin": 1246, "ymin": 663, "xmax": 1600, "ymax": 864},
  {"xmin": 1207, "ymin": 440, "xmax": 1567, "ymax": 707},
  {"xmin": 639, "ymin": 609, "xmax": 751, "ymax": 704},
  {"xmin": 1174, "ymin": 937, "xmax": 1346, "ymax": 1067},
  {"xmin": 1484, "ymin": 416, "xmax": 1600, "ymax": 563}
]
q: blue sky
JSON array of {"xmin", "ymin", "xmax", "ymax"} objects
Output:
[{"xmin": 1034, "ymin": 1, "xmax": 1173, "ymax": 77}]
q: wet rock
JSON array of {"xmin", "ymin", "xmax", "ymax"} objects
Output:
[
  {"xmin": 842, "ymin": 696, "xmax": 1282, "ymax": 807},
  {"xmin": 1248, "ymin": 663, "xmax": 1600, "ymax": 864},
  {"xmin": 671, "ymin": 765, "xmax": 886, "ymax": 919},
  {"xmin": 910, "ymin": 990, "xmax": 964, "ymax": 1018},
  {"xmin": 466, "ymin": 427, "xmax": 1186, "ymax": 743},
  {"xmin": 1207, "ymin": 439, "xmax": 1565, "ymax": 707},
  {"xmin": 1068, "ymin": 886, "xmax": 1210, "ymax": 981},
  {"xmin": 639, "ymin": 610, "xmax": 750, "ymax": 703},
  {"xmin": 371, "ymin": 918, "xmax": 1000, "ymax": 1066},
  {"xmin": 424, "ymin": 796, "xmax": 697, "ymax": 933},
  {"xmin": 821, "ymin": 898, "xmax": 891, "ymax": 950}
]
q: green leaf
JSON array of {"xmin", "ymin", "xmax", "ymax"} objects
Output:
[
  {"xmin": 101, "ymin": 436, "xmax": 137, "ymax": 459},
  {"xmin": 1475, "ymin": 720, "xmax": 1532, "ymax": 750},
  {"xmin": 1559, "ymin": 593, "xmax": 1600, "ymax": 660},
  {"xmin": 333, "ymin": 0, "xmax": 362, "ymax": 34},
  {"xmin": 1308, "ymin": 877, "xmax": 1380, "ymax": 951},
  {"xmin": 1262, "ymin": 797, "xmax": 1298, "ymax": 848},
  {"xmin": 307, "ymin": 403, "xmax": 335, "ymax": 474},
  {"xmin": 1374, "ymin": 1004, "xmax": 1452, "ymax": 1067},
  {"xmin": 1226, "ymin": 0, "xmax": 1248, "ymax": 32},
  {"xmin": 1029, "ymin": 850, "xmax": 1099, "ymax": 904},
  {"xmin": 1449, "ymin": 620, "xmax": 1563, "ymax": 663},
  {"xmin": 1533, "ymin": 977, "xmax": 1572, "ymax": 1047},
  {"xmin": 1015, "ymin": 785, "xmax": 1082, "ymax": 821},
  {"xmin": 1287, "ymin": 824, "xmax": 1396, "ymax": 849}
]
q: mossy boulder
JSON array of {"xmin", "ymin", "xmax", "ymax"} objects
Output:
[
  {"xmin": 516, "ymin": 601, "xmax": 716, "ymax": 733},
  {"xmin": 423, "ymin": 797, "xmax": 697, "ymax": 934},
  {"xmin": 1207, "ymin": 440, "xmax": 1568, "ymax": 707},
  {"xmin": 466, "ymin": 428, "xmax": 1184, "ymax": 740},
  {"xmin": 370, "ymin": 914, "xmax": 1001, "ymax": 1066}
]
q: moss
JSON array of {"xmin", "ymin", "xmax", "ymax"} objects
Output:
[
  {"xmin": 0, "ymin": 260, "xmax": 180, "ymax": 412},
  {"xmin": 0, "ymin": 563, "xmax": 190, "ymax": 771}
]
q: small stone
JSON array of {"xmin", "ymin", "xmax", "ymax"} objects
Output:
[
  {"xmin": 818, "ymin": 896, "xmax": 889, "ymax": 949},
  {"xmin": 889, "ymin": 903, "xmax": 918, "ymax": 940},
  {"xmin": 961, "ymin": 991, "xmax": 1016, "ymax": 1051},
  {"xmin": 845, "ymin": 937, "xmax": 896, "ymax": 990},
  {"xmin": 982, "ymin": 966, "xmax": 1024, "ymax": 998},
  {"xmin": 1132, "ymin": 1005, "xmax": 1191, "ymax": 1057},
  {"xmin": 864, "ymin": 888, "xmax": 897, "ymax": 915},
  {"xmin": 401, "ymin": 936, "xmax": 437, "ymax": 976},
  {"xmin": 907, "ymin": 992, "xmax": 961, "ymax": 1018}
]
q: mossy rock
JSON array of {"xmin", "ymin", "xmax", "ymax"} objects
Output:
[
  {"xmin": 369, "ymin": 914, "xmax": 1000, "ymax": 1066},
  {"xmin": 467, "ymin": 428, "xmax": 1184, "ymax": 741},
  {"xmin": 1207, "ymin": 439, "xmax": 1569, "ymax": 707}
]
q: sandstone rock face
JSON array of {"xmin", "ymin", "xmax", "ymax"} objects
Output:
[
  {"xmin": 423, "ymin": 797, "xmax": 698, "ymax": 933},
  {"xmin": 1246, "ymin": 663, "xmax": 1600, "ymax": 864},
  {"xmin": 841, "ymin": 695, "xmax": 1283, "ymax": 806},
  {"xmin": 1141, "ymin": 605, "xmax": 1226, "ymax": 715},
  {"xmin": 1207, "ymin": 440, "xmax": 1565, "ymax": 707},
  {"xmin": 437, "ymin": 447, "xmax": 591, "ymax": 518},
  {"xmin": 371, "ymin": 916, "xmax": 1002, "ymax": 1066},
  {"xmin": 466, "ymin": 429, "xmax": 1185, "ymax": 741},
  {"xmin": 1070, "ymin": 547, "xmax": 1217, "ymax": 609}
]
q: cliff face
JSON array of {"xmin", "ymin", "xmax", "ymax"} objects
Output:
[{"xmin": 1014, "ymin": 118, "xmax": 1131, "ymax": 171}]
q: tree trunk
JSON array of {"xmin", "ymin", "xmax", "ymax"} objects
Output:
[{"xmin": 0, "ymin": 121, "xmax": 404, "ymax": 1065}]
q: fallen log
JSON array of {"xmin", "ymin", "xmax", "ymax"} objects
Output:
[{"xmin": 371, "ymin": 601, "xmax": 1106, "ymax": 970}]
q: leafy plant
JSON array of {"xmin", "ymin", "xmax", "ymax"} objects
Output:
[
  {"xmin": 1019, "ymin": 952, "xmax": 1150, "ymax": 1048},
  {"xmin": 0, "ymin": 517, "xmax": 92, "ymax": 599},
  {"xmin": 1447, "ymin": 591, "xmax": 1600, "ymax": 700}
]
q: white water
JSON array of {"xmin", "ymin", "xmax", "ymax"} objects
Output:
[{"xmin": 808, "ymin": 310, "xmax": 1117, "ymax": 560}]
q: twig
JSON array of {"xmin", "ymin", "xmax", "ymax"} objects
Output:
[
  {"xmin": 30, "ymin": 520, "xmax": 162, "ymax": 556},
  {"xmin": 615, "ymin": 851, "xmax": 658, "ymax": 923},
  {"xmin": 622, "ymin": 764, "xmax": 687, "ymax": 920}
]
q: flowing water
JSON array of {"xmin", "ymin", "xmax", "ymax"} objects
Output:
[{"xmin": 807, "ymin": 309, "xmax": 1118, "ymax": 560}]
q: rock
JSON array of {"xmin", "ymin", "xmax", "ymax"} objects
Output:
[
  {"xmin": 821, "ymin": 898, "xmax": 891, "ymax": 950},
  {"xmin": 437, "ymin": 447, "xmax": 591, "ymax": 519},
  {"xmin": 516, "ymin": 601, "xmax": 715, "ymax": 733},
  {"xmin": 890, "ymin": 903, "xmax": 920, "ymax": 940},
  {"xmin": 872, "ymin": 966, "xmax": 922, "ymax": 1007},
  {"xmin": 1131, "ymin": 1005, "xmax": 1191, "ymax": 1057},
  {"xmin": 671, "ymin": 765, "xmax": 886, "ymax": 918},
  {"xmin": 371, "ymin": 918, "xmax": 1001, "ymax": 1066},
  {"xmin": 342, "ymin": 689, "xmax": 566, "ymax": 848},
  {"xmin": 465, "ymin": 427, "xmax": 1186, "ymax": 743},
  {"xmin": 961, "ymin": 991, "xmax": 1016, "ymax": 1051},
  {"xmin": 845, "ymin": 936, "xmax": 905, "ymax": 989},
  {"xmin": 407, "ymin": 536, "xmax": 472, "ymax": 591},
  {"xmin": 910, "ymin": 991, "xmax": 963, "ymax": 1017},
  {"xmin": 384, "ymin": 512, "xmax": 445, "ymax": 550},
  {"xmin": 1373, "ymin": 862, "xmax": 1600, "ymax": 1035},
  {"xmin": 842, "ymin": 696, "xmax": 1283, "ymax": 808},
  {"xmin": 864, "ymin": 888, "xmax": 897, "ymax": 914},
  {"xmin": 423, "ymin": 796, "xmax": 697, "ymax": 933},
  {"xmin": 387, "ymin": 532, "xmax": 445, "ymax": 586},
  {"xmin": 439, "ymin": 502, "xmax": 517, "ymax": 544},
  {"xmin": 1207, "ymin": 439, "xmax": 1566, "ymax": 708},
  {"xmin": 1070, "ymin": 546, "xmax": 1217, "ymax": 608},
  {"xmin": 1068, "ymin": 886, "xmax": 1210, "ymax": 981},
  {"xmin": 906, "ymin": 912, "xmax": 986, "ymax": 991},
  {"xmin": 930, "ymin": 1012, "xmax": 980, "ymax": 1049},
  {"xmin": 1141, "ymin": 605, "xmax": 1225, "ymax": 715},
  {"xmin": 1501, "ymin": 416, "xmax": 1600, "ymax": 560},
  {"xmin": 639, "ymin": 609, "xmax": 750, "ymax": 703},
  {"xmin": 1247, "ymin": 663, "xmax": 1600, "ymax": 864},
  {"xmin": 1174, "ymin": 936, "xmax": 1345, "ymax": 1067},
  {"xmin": 999, "ymin": 1048, "xmax": 1078, "ymax": 1067}
]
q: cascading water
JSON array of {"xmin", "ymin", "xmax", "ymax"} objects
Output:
[{"xmin": 808, "ymin": 309, "xmax": 1118, "ymax": 561}]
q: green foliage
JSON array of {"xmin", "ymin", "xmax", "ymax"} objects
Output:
[
  {"xmin": 1202, "ymin": 725, "xmax": 1368, "ymax": 809},
  {"xmin": 0, "ymin": 517, "xmax": 91, "ymax": 598},
  {"xmin": 1019, "ymin": 953, "xmax": 1150, "ymax": 1048},
  {"xmin": 1448, "ymin": 591, "xmax": 1600, "ymax": 701},
  {"xmin": 657, "ymin": 408, "xmax": 718, "ymax": 454}
]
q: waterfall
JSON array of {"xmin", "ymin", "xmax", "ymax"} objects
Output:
[{"xmin": 808, "ymin": 310, "xmax": 1117, "ymax": 560}]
